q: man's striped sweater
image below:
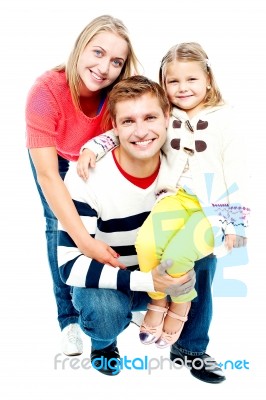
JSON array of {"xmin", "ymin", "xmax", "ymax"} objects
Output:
[{"xmin": 58, "ymin": 150, "xmax": 159, "ymax": 293}]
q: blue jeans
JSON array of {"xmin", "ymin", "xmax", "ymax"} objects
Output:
[
  {"xmin": 73, "ymin": 288, "xmax": 151, "ymax": 350},
  {"xmin": 173, "ymin": 254, "xmax": 217, "ymax": 356},
  {"xmin": 73, "ymin": 254, "xmax": 216, "ymax": 354},
  {"xmin": 29, "ymin": 152, "xmax": 79, "ymax": 330}
]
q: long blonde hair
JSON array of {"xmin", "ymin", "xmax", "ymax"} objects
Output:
[
  {"xmin": 159, "ymin": 42, "xmax": 224, "ymax": 108},
  {"xmin": 54, "ymin": 15, "xmax": 140, "ymax": 109}
]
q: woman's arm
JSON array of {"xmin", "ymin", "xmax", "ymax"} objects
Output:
[
  {"xmin": 58, "ymin": 216, "xmax": 195, "ymax": 296},
  {"xmin": 30, "ymin": 146, "xmax": 125, "ymax": 268}
]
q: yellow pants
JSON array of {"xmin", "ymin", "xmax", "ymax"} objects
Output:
[{"xmin": 135, "ymin": 189, "xmax": 214, "ymax": 303}]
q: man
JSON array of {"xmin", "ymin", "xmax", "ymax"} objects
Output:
[{"xmin": 58, "ymin": 75, "xmax": 225, "ymax": 383}]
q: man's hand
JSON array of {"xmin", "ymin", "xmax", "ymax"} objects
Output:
[{"xmin": 152, "ymin": 259, "xmax": 196, "ymax": 297}]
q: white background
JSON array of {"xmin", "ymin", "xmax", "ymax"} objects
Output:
[{"xmin": 1, "ymin": 0, "xmax": 265, "ymax": 398}]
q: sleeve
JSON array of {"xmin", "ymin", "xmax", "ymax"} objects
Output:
[
  {"xmin": 57, "ymin": 167, "xmax": 155, "ymax": 292},
  {"xmin": 25, "ymin": 79, "xmax": 60, "ymax": 148},
  {"xmin": 80, "ymin": 129, "xmax": 120, "ymax": 161},
  {"xmin": 213, "ymin": 106, "xmax": 251, "ymax": 237},
  {"xmin": 58, "ymin": 225, "xmax": 154, "ymax": 292}
]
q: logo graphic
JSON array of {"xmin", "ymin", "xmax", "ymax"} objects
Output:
[{"xmin": 153, "ymin": 173, "xmax": 250, "ymax": 297}]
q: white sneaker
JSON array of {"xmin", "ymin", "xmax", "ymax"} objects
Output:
[{"xmin": 61, "ymin": 323, "xmax": 83, "ymax": 356}]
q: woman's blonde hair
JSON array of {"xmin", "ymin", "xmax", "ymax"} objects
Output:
[
  {"xmin": 54, "ymin": 15, "xmax": 140, "ymax": 109},
  {"xmin": 159, "ymin": 42, "xmax": 224, "ymax": 108}
]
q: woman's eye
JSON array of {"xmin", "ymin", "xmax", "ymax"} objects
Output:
[
  {"xmin": 112, "ymin": 59, "xmax": 123, "ymax": 68},
  {"xmin": 94, "ymin": 50, "xmax": 102, "ymax": 57}
]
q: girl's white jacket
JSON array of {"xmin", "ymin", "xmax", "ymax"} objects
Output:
[{"xmin": 156, "ymin": 104, "xmax": 250, "ymax": 255}]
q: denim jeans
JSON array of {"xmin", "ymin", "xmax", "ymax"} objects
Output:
[
  {"xmin": 72, "ymin": 287, "xmax": 151, "ymax": 350},
  {"xmin": 172, "ymin": 254, "xmax": 217, "ymax": 356},
  {"xmin": 29, "ymin": 152, "xmax": 79, "ymax": 330},
  {"xmin": 73, "ymin": 254, "xmax": 216, "ymax": 354}
]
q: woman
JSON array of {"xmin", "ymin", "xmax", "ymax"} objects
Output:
[{"xmin": 25, "ymin": 15, "xmax": 139, "ymax": 355}]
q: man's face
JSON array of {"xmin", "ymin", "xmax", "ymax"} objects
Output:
[{"xmin": 113, "ymin": 93, "xmax": 169, "ymax": 162}]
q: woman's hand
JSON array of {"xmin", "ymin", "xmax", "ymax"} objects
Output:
[
  {"xmin": 82, "ymin": 238, "xmax": 127, "ymax": 269},
  {"xmin": 76, "ymin": 149, "xmax": 96, "ymax": 181}
]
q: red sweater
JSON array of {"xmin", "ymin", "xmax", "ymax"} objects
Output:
[{"xmin": 25, "ymin": 70, "xmax": 111, "ymax": 161}]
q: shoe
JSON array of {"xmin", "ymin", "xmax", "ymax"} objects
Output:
[
  {"xmin": 170, "ymin": 349, "xmax": 226, "ymax": 384},
  {"xmin": 61, "ymin": 323, "xmax": 83, "ymax": 356},
  {"xmin": 90, "ymin": 346, "xmax": 120, "ymax": 376},
  {"xmin": 156, "ymin": 303, "xmax": 191, "ymax": 349},
  {"xmin": 139, "ymin": 303, "xmax": 168, "ymax": 345}
]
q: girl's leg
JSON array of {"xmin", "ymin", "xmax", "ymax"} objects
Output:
[
  {"xmin": 163, "ymin": 210, "xmax": 214, "ymax": 303},
  {"xmin": 137, "ymin": 192, "xmax": 195, "ymax": 333},
  {"xmin": 155, "ymin": 301, "xmax": 191, "ymax": 349},
  {"xmin": 137, "ymin": 194, "xmax": 190, "ymax": 343},
  {"xmin": 137, "ymin": 192, "xmax": 214, "ymax": 345},
  {"xmin": 155, "ymin": 209, "xmax": 214, "ymax": 348},
  {"xmin": 135, "ymin": 194, "xmax": 189, "ymax": 300},
  {"xmin": 139, "ymin": 298, "xmax": 168, "ymax": 344}
]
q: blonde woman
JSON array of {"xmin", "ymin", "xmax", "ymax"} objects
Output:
[{"xmin": 25, "ymin": 15, "xmax": 139, "ymax": 355}]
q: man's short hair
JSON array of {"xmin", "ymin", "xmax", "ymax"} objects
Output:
[{"xmin": 107, "ymin": 75, "xmax": 170, "ymax": 123}]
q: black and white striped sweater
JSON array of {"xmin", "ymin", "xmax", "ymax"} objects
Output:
[{"xmin": 58, "ymin": 151, "xmax": 158, "ymax": 293}]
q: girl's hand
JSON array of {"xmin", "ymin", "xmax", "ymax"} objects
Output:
[
  {"xmin": 77, "ymin": 149, "xmax": 96, "ymax": 181},
  {"xmin": 225, "ymin": 234, "xmax": 247, "ymax": 251}
]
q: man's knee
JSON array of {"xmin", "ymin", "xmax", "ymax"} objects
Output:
[{"xmin": 73, "ymin": 288, "xmax": 131, "ymax": 339}]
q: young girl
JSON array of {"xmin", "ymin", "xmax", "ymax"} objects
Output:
[
  {"xmin": 25, "ymin": 15, "xmax": 139, "ymax": 355},
  {"xmin": 135, "ymin": 42, "xmax": 249, "ymax": 348},
  {"xmin": 78, "ymin": 42, "xmax": 249, "ymax": 349}
]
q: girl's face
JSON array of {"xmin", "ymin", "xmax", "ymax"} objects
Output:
[
  {"xmin": 77, "ymin": 31, "xmax": 128, "ymax": 95},
  {"xmin": 165, "ymin": 60, "xmax": 210, "ymax": 118}
]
